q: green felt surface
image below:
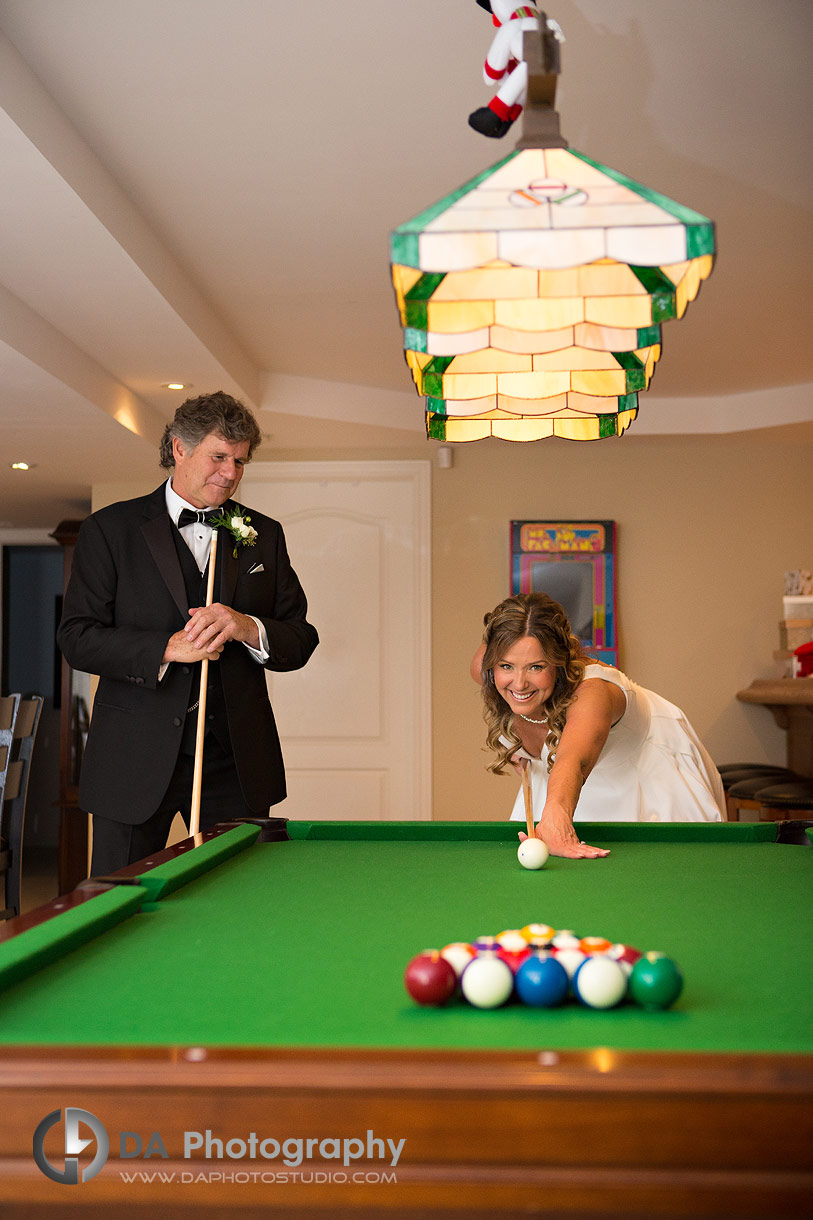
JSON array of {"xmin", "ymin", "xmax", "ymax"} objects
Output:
[
  {"xmin": 135, "ymin": 822, "xmax": 260, "ymax": 901},
  {"xmin": 0, "ymin": 823, "xmax": 810, "ymax": 1053},
  {"xmin": 0, "ymin": 886, "xmax": 146, "ymax": 991}
]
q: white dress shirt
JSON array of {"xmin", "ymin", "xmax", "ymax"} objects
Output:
[{"xmin": 163, "ymin": 479, "xmax": 270, "ymax": 667}]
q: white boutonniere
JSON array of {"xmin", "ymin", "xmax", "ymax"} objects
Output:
[{"xmin": 209, "ymin": 505, "xmax": 259, "ymax": 558}]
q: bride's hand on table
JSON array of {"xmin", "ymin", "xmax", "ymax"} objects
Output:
[{"xmin": 518, "ymin": 806, "xmax": 610, "ymax": 860}]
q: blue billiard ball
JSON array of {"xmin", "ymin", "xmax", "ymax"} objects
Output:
[{"xmin": 514, "ymin": 952, "xmax": 569, "ymax": 1008}]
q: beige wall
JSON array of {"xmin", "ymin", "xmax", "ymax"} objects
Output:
[
  {"xmin": 94, "ymin": 421, "xmax": 813, "ymax": 821},
  {"xmin": 431, "ymin": 425, "xmax": 812, "ymax": 819}
]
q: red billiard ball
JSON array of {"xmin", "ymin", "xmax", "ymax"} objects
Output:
[
  {"xmin": 607, "ymin": 943, "xmax": 643, "ymax": 976},
  {"xmin": 404, "ymin": 952, "xmax": 457, "ymax": 1006},
  {"xmin": 497, "ymin": 946, "xmax": 532, "ymax": 974}
]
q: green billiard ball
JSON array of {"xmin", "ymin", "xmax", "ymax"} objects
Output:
[{"xmin": 629, "ymin": 952, "xmax": 684, "ymax": 1010}]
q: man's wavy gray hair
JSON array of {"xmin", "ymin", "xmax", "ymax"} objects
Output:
[{"xmin": 159, "ymin": 391, "xmax": 261, "ymax": 468}]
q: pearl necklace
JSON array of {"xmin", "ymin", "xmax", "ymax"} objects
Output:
[{"xmin": 519, "ymin": 713, "xmax": 546, "ymax": 725}]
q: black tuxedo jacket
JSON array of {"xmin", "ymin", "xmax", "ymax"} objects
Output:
[{"xmin": 57, "ymin": 484, "xmax": 318, "ymax": 823}]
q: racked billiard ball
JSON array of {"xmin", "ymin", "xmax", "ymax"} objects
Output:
[
  {"xmin": 629, "ymin": 952, "xmax": 684, "ymax": 1010},
  {"xmin": 473, "ymin": 935, "xmax": 500, "ymax": 953},
  {"xmin": 515, "ymin": 952, "xmax": 569, "ymax": 1008},
  {"xmin": 460, "ymin": 954, "xmax": 514, "ymax": 1009},
  {"xmin": 404, "ymin": 951, "xmax": 457, "ymax": 1006},
  {"xmin": 607, "ymin": 942, "xmax": 643, "ymax": 976},
  {"xmin": 497, "ymin": 945, "xmax": 532, "ymax": 974},
  {"xmin": 551, "ymin": 947, "xmax": 586, "ymax": 982},
  {"xmin": 579, "ymin": 936, "xmax": 611, "ymax": 955},
  {"xmin": 551, "ymin": 929, "xmax": 580, "ymax": 950},
  {"xmin": 496, "ymin": 929, "xmax": 528, "ymax": 953},
  {"xmin": 521, "ymin": 923, "xmax": 555, "ymax": 943},
  {"xmin": 524, "ymin": 934, "xmax": 555, "ymax": 951},
  {"xmin": 572, "ymin": 955, "xmax": 628, "ymax": 1009},
  {"xmin": 440, "ymin": 941, "xmax": 476, "ymax": 978}
]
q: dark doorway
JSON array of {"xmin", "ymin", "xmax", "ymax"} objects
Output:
[{"xmin": 2, "ymin": 545, "xmax": 64, "ymax": 904}]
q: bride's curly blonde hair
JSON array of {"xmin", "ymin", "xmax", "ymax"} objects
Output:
[{"xmin": 480, "ymin": 593, "xmax": 587, "ymax": 775}]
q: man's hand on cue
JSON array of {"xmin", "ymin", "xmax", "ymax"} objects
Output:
[
  {"xmin": 162, "ymin": 629, "xmax": 224, "ymax": 664},
  {"xmin": 184, "ymin": 603, "xmax": 261, "ymax": 652}
]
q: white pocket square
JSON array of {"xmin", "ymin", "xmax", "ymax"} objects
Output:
[{"xmin": 248, "ymin": 562, "xmax": 265, "ymax": 574}]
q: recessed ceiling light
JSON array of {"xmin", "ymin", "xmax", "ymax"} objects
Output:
[
  {"xmin": 164, "ymin": 383, "xmax": 188, "ymax": 391},
  {"xmin": 10, "ymin": 461, "xmax": 35, "ymax": 471}
]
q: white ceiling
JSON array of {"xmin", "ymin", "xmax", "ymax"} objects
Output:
[{"xmin": 0, "ymin": 0, "xmax": 811, "ymax": 528}]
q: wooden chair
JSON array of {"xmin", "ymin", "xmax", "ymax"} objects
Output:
[
  {"xmin": 0, "ymin": 694, "xmax": 21, "ymax": 919},
  {"xmin": 0, "ymin": 695, "xmax": 20, "ymax": 794},
  {"xmin": 0, "ymin": 695, "xmax": 43, "ymax": 920}
]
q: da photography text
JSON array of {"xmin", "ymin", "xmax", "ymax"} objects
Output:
[{"xmin": 33, "ymin": 1108, "xmax": 405, "ymax": 1186}]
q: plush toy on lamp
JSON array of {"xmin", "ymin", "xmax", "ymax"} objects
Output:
[
  {"xmin": 794, "ymin": 642, "xmax": 813, "ymax": 678},
  {"xmin": 469, "ymin": 1, "xmax": 563, "ymax": 138}
]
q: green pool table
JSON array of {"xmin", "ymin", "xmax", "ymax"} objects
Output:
[{"xmin": 0, "ymin": 819, "xmax": 811, "ymax": 1218}]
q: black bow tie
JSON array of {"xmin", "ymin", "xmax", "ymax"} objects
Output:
[{"xmin": 177, "ymin": 508, "xmax": 220, "ymax": 529}]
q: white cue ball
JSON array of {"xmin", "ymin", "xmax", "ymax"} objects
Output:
[
  {"xmin": 460, "ymin": 956, "xmax": 514, "ymax": 1009},
  {"xmin": 517, "ymin": 838, "xmax": 549, "ymax": 870}
]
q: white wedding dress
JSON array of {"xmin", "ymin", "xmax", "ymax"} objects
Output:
[{"xmin": 508, "ymin": 664, "xmax": 725, "ymax": 823}]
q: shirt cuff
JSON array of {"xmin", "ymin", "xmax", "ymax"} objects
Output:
[{"xmin": 243, "ymin": 615, "xmax": 270, "ymax": 663}]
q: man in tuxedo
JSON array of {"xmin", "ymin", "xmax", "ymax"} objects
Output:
[{"xmin": 57, "ymin": 390, "xmax": 318, "ymax": 874}]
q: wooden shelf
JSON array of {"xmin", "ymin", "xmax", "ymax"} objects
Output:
[
  {"xmin": 737, "ymin": 678, "xmax": 813, "ymax": 707},
  {"xmin": 736, "ymin": 679, "xmax": 813, "ymax": 776}
]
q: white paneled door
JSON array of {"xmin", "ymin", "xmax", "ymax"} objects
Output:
[{"xmin": 241, "ymin": 461, "xmax": 431, "ymax": 820}]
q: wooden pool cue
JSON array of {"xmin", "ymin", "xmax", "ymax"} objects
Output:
[
  {"xmin": 189, "ymin": 528, "xmax": 219, "ymax": 836},
  {"xmin": 521, "ymin": 762, "xmax": 534, "ymax": 840}
]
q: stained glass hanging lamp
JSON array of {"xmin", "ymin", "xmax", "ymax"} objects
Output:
[{"xmin": 390, "ymin": 6, "xmax": 715, "ymax": 442}]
